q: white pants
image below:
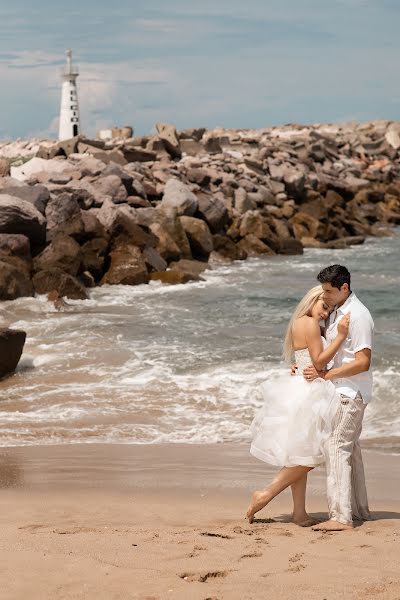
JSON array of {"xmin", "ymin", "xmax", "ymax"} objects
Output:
[{"xmin": 325, "ymin": 392, "xmax": 371, "ymax": 525}]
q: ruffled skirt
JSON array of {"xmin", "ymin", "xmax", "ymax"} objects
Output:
[{"xmin": 250, "ymin": 375, "xmax": 339, "ymax": 468}]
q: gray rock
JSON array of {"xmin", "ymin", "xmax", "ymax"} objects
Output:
[
  {"xmin": 45, "ymin": 193, "xmax": 85, "ymax": 241},
  {"xmin": 186, "ymin": 168, "xmax": 211, "ymax": 187},
  {"xmin": 32, "ymin": 268, "xmax": 88, "ymax": 299},
  {"xmin": 196, "ymin": 193, "xmax": 229, "ymax": 232},
  {"xmin": 34, "ymin": 235, "xmax": 82, "ymax": 276},
  {"xmin": 155, "ymin": 123, "xmax": 182, "ymax": 159},
  {"xmin": 122, "ymin": 146, "xmax": 157, "ymax": 163},
  {"xmin": 0, "ymin": 329, "xmax": 26, "ymax": 379},
  {"xmin": 160, "ymin": 179, "xmax": 198, "ymax": 216},
  {"xmin": 142, "ymin": 246, "xmax": 168, "ymax": 272},
  {"xmin": 80, "ymin": 210, "xmax": 106, "ymax": 240},
  {"xmin": 92, "ymin": 175, "xmax": 128, "ymax": 204},
  {"xmin": 179, "ymin": 216, "xmax": 213, "ymax": 260},
  {"xmin": 234, "ymin": 188, "xmax": 255, "ymax": 214},
  {"xmin": 0, "ymin": 194, "xmax": 46, "ymax": 245}
]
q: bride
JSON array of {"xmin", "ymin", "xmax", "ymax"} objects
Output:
[{"xmin": 246, "ymin": 285, "xmax": 349, "ymax": 526}]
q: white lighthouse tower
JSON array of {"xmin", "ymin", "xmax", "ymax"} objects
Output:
[{"xmin": 58, "ymin": 49, "xmax": 81, "ymax": 140}]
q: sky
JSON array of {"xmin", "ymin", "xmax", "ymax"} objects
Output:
[{"xmin": 0, "ymin": 0, "xmax": 399, "ymax": 139}]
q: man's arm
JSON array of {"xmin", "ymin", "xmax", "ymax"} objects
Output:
[
  {"xmin": 324, "ymin": 348, "xmax": 371, "ymax": 380},
  {"xmin": 304, "ymin": 348, "xmax": 371, "ymax": 381}
]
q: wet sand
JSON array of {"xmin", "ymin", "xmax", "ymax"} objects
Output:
[{"xmin": 0, "ymin": 443, "xmax": 399, "ymax": 600}]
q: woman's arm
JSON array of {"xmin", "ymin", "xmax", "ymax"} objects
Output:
[{"xmin": 305, "ymin": 315, "xmax": 349, "ymax": 371}]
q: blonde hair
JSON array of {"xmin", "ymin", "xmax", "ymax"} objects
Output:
[{"xmin": 283, "ymin": 285, "xmax": 324, "ymax": 362}]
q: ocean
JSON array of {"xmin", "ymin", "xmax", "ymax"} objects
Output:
[{"xmin": 1, "ymin": 230, "xmax": 399, "ymax": 451}]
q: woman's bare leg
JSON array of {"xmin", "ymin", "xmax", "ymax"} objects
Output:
[
  {"xmin": 290, "ymin": 472, "xmax": 318, "ymax": 526},
  {"xmin": 246, "ymin": 465, "xmax": 313, "ymax": 523}
]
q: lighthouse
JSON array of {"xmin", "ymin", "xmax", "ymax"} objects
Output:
[{"xmin": 58, "ymin": 49, "xmax": 81, "ymax": 140}]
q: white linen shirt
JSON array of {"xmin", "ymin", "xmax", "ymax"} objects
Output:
[{"xmin": 325, "ymin": 292, "xmax": 374, "ymax": 403}]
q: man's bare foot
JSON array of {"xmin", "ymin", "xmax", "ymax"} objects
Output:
[
  {"xmin": 292, "ymin": 513, "xmax": 320, "ymax": 527},
  {"xmin": 246, "ymin": 490, "xmax": 271, "ymax": 524},
  {"xmin": 312, "ymin": 519, "xmax": 353, "ymax": 532}
]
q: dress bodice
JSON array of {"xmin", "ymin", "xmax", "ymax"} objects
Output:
[{"xmin": 294, "ymin": 349, "xmax": 312, "ymax": 375}]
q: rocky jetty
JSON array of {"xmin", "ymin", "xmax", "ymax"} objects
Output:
[{"xmin": 0, "ymin": 120, "xmax": 400, "ymax": 300}]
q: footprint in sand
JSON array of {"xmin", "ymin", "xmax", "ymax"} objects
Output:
[
  {"xmin": 18, "ymin": 524, "xmax": 47, "ymax": 533},
  {"xmin": 287, "ymin": 553, "xmax": 307, "ymax": 572},
  {"xmin": 188, "ymin": 545, "xmax": 206, "ymax": 558},
  {"xmin": 53, "ymin": 526, "xmax": 99, "ymax": 535},
  {"xmin": 200, "ymin": 532, "xmax": 232, "ymax": 539},
  {"xmin": 287, "ymin": 564, "xmax": 306, "ymax": 573},
  {"xmin": 232, "ymin": 526, "xmax": 254, "ymax": 536},
  {"xmin": 239, "ymin": 551, "xmax": 262, "ymax": 560},
  {"xmin": 180, "ymin": 571, "xmax": 228, "ymax": 583}
]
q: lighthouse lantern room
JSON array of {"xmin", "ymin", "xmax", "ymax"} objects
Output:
[{"xmin": 58, "ymin": 49, "xmax": 81, "ymax": 140}]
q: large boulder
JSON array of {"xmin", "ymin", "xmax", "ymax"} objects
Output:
[
  {"xmin": 155, "ymin": 123, "xmax": 182, "ymax": 158},
  {"xmin": 80, "ymin": 237, "xmax": 108, "ymax": 281},
  {"xmin": 80, "ymin": 210, "xmax": 107, "ymax": 240},
  {"xmin": 237, "ymin": 234, "xmax": 274, "ymax": 257},
  {"xmin": 142, "ymin": 246, "xmax": 167, "ymax": 272},
  {"xmin": 32, "ymin": 268, "xmax": 88, "ymax": 299},
  {"xmin": 0, "ymin": 233, "xmax": 31, "ymax": 260},
  {"xmin": 0, "ymin": 329, "xmax": 26, "ymax": 379},
  {"xmin": 33, "ymin": 234, "xmax": 82, "ymax": 276},
  {"xmin": 101, "ymin": 239, "xmax": 149, "ymax": 286},
  {"xmin": 289, "ymin": 212, "xmax": 322, "ymax": 241},
  {"xmin": 0, "ymin": 194, "xmax": 46, "ymax": 245},
  {"xmin": 45, "ymin": 193, "xmax": 85, "ymax": 241},
  {"xmin": 147, "ymin": 209, "xmax": 192, "ymax": 262},
  {"xmin": 0, "ymin": 258, "xmax": 34, "ymax": 300},
  {"xmin": 10, "ymin": 157, "xmax": 75, "ymax": 182},
  {"xmin": 1, "ymin": 184, "xmax": 50, "ymax": 215},
  {"xmin": 196, "ymin": 193, "xmax": 229, "ymax": 232},
  {"xmin": 159, "ymin": 179, "xmax": 198, "ymax": 216},
  {"xmin": 91, "ymin": 175, "xmax": 128, "ymax": 204},
  {"xmin": 277, "ymin": 238, "xmax": 304, "ymax": 255},
  {"xmin": 234, "ymin": 187, "xmax": 255, "ymax": 214},
  {"xmin": 239, "ymin": 210, "xmax": 275, "ymax": 243},
  {"xmin": 212, "ymin": 234, "xmax": 246, "ymax": 261},
  {"xmin": 121, "ymin": 146, "xmax": 156, "ymax": 163},
  {"xmin": 179, "ymin": 216, "xmax": 213, "ymax": 260},
  {"xmin": 186, "ymin": 168, "xmax": 211, "ymax": 187}
]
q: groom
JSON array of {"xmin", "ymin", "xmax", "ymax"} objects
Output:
[{"xmin": 304, "ymin": 264, "xmax": 374, "ymax": 531}]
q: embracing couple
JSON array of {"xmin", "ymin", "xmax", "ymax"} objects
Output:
[{"xmin": 247, "ymin": 264, "xmax": 373, "ymax": 531}]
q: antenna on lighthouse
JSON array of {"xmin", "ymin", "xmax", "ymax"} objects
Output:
[{"xmin": 58, "ymin": 49, "xmax": 81, "ymax": 140}]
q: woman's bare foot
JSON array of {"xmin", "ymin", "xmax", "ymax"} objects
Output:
[
  {"xmin": 312, "ymin": 519, "xmax": 353, "ymax": 531},
  {"xmin": 292, "ymin": 513, "xmax": 320, "ymax": 527},
  {"xmin": 246, "ymin": 490, "xmax": 271, "ymax": 524}
]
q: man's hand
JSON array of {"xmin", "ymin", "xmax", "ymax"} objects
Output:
[
  {"xmin": 303, "ymin": 364, "xmax": 324, "ymax": 382},
  {"xmin": 291, "ymin": 363, "xmax": 297, "ymax": 376}
]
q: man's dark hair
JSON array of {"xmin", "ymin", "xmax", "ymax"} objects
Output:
[{"xmin": 317, "ymin": 265, "xmax": 351, "ymax": 290}]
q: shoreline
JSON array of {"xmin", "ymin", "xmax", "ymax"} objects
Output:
[{"xmin": 1, "ymin": 443, "xmax": 399, "ymax": 599}]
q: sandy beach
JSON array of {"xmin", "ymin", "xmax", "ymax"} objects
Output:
[{"xmin": 0, "ymin": 443, "xmax": 399, "ymax": 600}]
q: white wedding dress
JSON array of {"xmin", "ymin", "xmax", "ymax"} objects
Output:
[{"xmin": 250, "ymin": 341, "xmax": 339, "ymax": 467}]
